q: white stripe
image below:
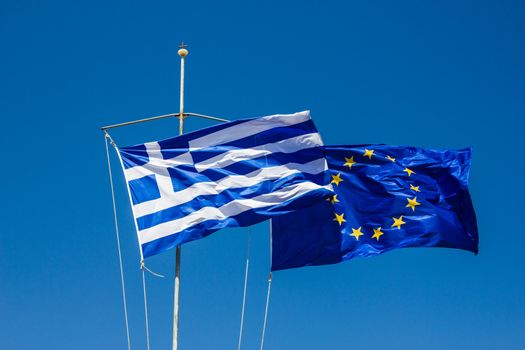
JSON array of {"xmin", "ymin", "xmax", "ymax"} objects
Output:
[
  {"xmin": 188, "ymin": 111, "xmax": 311, "ymax": 150},
  {"xmin": 133, "ymin": 158, "xmax": 328, "ymax": 217},
  {"xmin": 194, "ymin": 132, "xmax": 322, "ymax": 172},
  {"xmin": 124, "ymin": 152, "xmax": 193, "ymax": 181},
  {"xmin": 138, "ymin": 182, "xmax": 332, "ymax": 244}
]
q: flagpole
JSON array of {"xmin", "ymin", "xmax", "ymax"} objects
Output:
[{"xmin": 173, "ymin": 42, "xmax": 188, "ymax": 350}]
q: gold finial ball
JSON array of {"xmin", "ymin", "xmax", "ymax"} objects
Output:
[{"xmin": 178, "ymin": 48, "xmax": 189, "ymax": 58}]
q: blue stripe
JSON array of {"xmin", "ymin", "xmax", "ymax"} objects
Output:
[
  {"xmin": 120, "ymin": 144, "xmax": 149, "ymax": 169},
  {"xmin": 158, "ymin": 148, "xmax": 190, "ymax": 163},
  {"xmin": 157, "ymin": 118, "xmax": 250, "ymax": 160},
  {"xmin": 166, "ymin": 164, "xmax": 210, "ymax": 193},
  {"xmin": 140, "ymin": 185, "xmax": 332, "ymax": 258},
  {"xmin": 162, "ymin": 118, "xmax": 248, "ymax": 144},
  {"xmin": 199, "ymin": 146, "xmax": 325, "ymax": 181},
  {"xmin": 137, "ymin": 171, "xmax": 328, "ymax": 231},
  {"xmin": 162, "ymin": 147, "xmax": 325, "ymax": 191},
  {"xmin": 190, "ymin": 119, "xmax": 317, "ymax": 164},
  {"xmin": 221, "ymin": 119, "xmax": 317, "ymax": 149}
]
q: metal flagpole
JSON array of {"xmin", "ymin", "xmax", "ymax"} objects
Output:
[
  {"xmin": 100, "ymin": 41, "xmax": 233, "ymax": 350},
  {"xmin": 173, "ymin": 42, "xmax": 188, "ymax": 350}
]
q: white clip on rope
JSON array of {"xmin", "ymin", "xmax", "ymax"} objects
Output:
[{"xmin": 140, "ymin": 260, "xmax": 165, "ymax": 278}]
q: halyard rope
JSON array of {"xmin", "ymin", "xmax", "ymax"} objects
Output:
[
  {"xmin": 260, "ymin": 221, "xmax": 273, "ymax": 350},
  {"xmin": 141, "ymin": 267, "xmax": 151, "ymax": 350},
  {"xmin": 237, "ymin": 228, "xmax": 252, "ymax": 350},
  {"xmin": 259, "ymin": 272, "xmax": 272, "ymax": 350},
  {"xmin": 104, "ymin": 131, "xmax": 132, "ymax": 350}
]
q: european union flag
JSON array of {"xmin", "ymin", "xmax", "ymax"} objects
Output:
[{"xmin": 271, "ymin": 145, "xmax": 478, "ymax": 271}]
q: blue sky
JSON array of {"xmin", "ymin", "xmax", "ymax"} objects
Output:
[{"xmin": 1, "ymin": 0, "xmax": 524, "ymax": 349}]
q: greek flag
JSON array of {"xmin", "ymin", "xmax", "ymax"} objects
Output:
[{"xmin": 117, "ymin": 111, "xmax": 333, "ymax": 258}]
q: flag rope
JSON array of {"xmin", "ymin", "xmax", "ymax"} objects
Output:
[
  {"xmin": 259, "ymin": 221, "xmax": 273, "ymax": 350},
  {"xmin": 141, "ymin": 267, "xmax": 151, "ymax": 350},
  {"xmin": 259, "ymin": 272, "xmax": 272, "ymax": 350},
  {"xmin": 104, "ymin": 131, "xmax": 132, "ymax": 350},
  {"xmin": 237, "ymin": 228, "xmax": 252, "ymax": 350}
]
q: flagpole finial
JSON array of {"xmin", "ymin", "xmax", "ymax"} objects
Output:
[{"xmin": 178, "ymin": 42, "xmax": 188, "ymax": 58}]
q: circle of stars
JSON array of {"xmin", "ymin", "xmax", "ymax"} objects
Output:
[{"xmin": 328, "ymin": 148, "xmax": 423, "ymax": 242}]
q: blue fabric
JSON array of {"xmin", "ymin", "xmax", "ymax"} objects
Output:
[
  {"xmin": 271, "ymin": 145, "xmax": 478, "ymax": 271},
  {"xmin": 128, "ymin": 174, "xmax": 161, "ymax": 205}
]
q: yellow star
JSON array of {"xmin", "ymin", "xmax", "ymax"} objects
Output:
[
  {"xmin": 403, "ymin": 168, "xmax": 415, "ymax": 176},
  {"xmin": 350, "ymin": 227, "xmax": 364, "ymax": 240},
  {"xmin": 331, "ymin": 173, "xmax": 343, "ymax": 186},
  {"xmin": 392, "ymin": 215, "xmax": 406, "ymax": 229},
  {"xmin": 363, "ymin": 149, "xmax": 374, "ymax": 159},
  {"xmin": 333, "ymin": 213, "xmax": 346, "ymax": 225},
  {"xmin": 344, "ymin": 156, "xmax": 356, "ymax": 169},
  {"xmin": 326, "ymin": 194, "xmax": 340, "ymax": 205},
  {"xmin": 410, "ymin": 184, "xmax": 421, "ymax": 192},
  {"xmin": 406, "ymin": 196, "xmax": 421, "ymax": 211},
  {"xmin": 386, "ymin": 155, "xmax": 396, "ymax": 162},
  {"xmin": 372, "ymin": 227, "xmax": 384, "ymax": 241}
]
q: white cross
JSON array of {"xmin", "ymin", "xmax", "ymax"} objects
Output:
[{"xmin": 123, "ymin": 141, "xmax": 193, "ymax": 208}]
